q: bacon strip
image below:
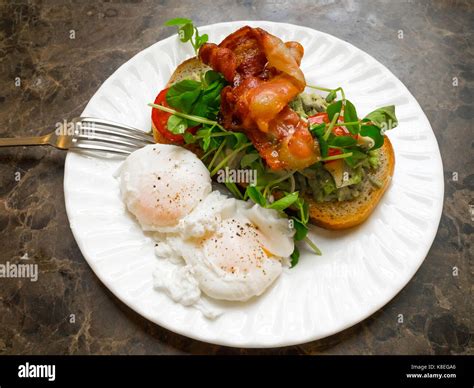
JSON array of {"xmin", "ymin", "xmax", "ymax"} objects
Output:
[
  {"xmin": 199, "ymin": 43, "xmax": 236, "ymax": 83},
  {"xmin": 254, "ymin": 28, "xmax": 305, "ymax": 89},
  {"xmin": 199, "ymin": 26, "xmax": 319, "ymax": 170}
]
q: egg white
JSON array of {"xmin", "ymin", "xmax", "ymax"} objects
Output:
[
  {"xmin": 167, "ymin": 191, "xmax": 294, "ymax": 302},
  {"xmin": 118, "ymin": 144, "xmax": 212, "ymax": 232}
]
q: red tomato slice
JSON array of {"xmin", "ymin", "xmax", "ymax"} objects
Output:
[
  {"xmin": 332, "ymin": 125, "xmax": 351, "ymax": 137},
  {"xmin": 151, "ymin": 88, "xmax": 199, "ymax": 143},
  {"xmin": 308, "ymin": 112, "xmax": 355, "ymax": 137},
  {"xmin": 328, "ymin": 148, "xmax": 342, "ymax": 156},
  {"xmin": 308, "ymin": 112, "xmax": 329, "ymax": 126},
  {"xmin": 325, "ymin": 147, "xmax": 343, "ymax": 164}
]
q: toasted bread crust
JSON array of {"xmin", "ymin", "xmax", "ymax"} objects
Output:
[
  {"xmin": 167, "ymin": 57, "xmax": 207, "ymax": 86},
  {"xmin": 151, "ymin": 121, "xmax": 173, "ymax": 144},
  {"xmin": 153, "ymin": 57, "xmax": 395, "ymax": 230},
  {"xmin": 306, "ymin": 137, "xmax": 395, "ymax": 229}
]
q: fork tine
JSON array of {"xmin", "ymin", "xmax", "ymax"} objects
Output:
[
  {"xmin": 80, "ymin": 123, "xmax": 155, "ymax": 144},
  {"xmin": 71, "ymin": 141, "xmax": 133, "ymax": 155},
  {"xmin": 79, "ymin": 117, "xmax": 154, "ymax": 141},
  {"xmin": 68, "ymin": 116, "xmax": 157, "ymax": 156},
  {"xmin": 75, "ymin": 132, "xmax": 151, "ymax": 149}
]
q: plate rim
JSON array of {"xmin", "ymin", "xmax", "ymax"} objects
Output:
[{"xmin": 64, "ymin": 20, "xmax": 444, "ymax": 348}]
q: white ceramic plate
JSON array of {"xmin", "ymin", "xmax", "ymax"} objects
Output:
[{"xmin": 64, "ymin": 21, "xmax": 444, "ymax": 348}]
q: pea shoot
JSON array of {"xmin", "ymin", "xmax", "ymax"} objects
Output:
[{"xmin": 164, "ymin": 18, "xmax": 209, "ymax": 55}]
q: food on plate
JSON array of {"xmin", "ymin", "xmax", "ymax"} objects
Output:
[
  {"xmin": 163, "ymin": 190, "xmax": 293, "ymax": 302},
  {"xmin": 117, "ymin": 144, "xmax": 294, "ymax": 314},
  {"xmin": 305, "ymin": 135, "xmax": 395, "ymax": 229},
  {"xmin": 149, "ymin": 18, "xmax": 398, "ymax": 258},
  {"xmin": 199, "ymin": 26, "xmax": 318, "ymax": 171},
  {"xmin": 118, "ymin": 143, "xmax": 211, "ymax": 232},
  {"xmin": 114, "ymin": 19, "xmax": 400, "ymax": 317}
]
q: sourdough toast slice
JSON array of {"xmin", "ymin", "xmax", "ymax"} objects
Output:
[{"xmin": 167, "ymin": 57, "xmax": 209, "ymax": 85}]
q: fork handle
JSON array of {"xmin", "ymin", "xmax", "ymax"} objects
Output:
[{"xmin": 0, "ymin": 135, "xmax": 50, "ymax": 147}]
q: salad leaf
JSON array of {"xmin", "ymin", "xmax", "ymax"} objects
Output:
[
  {"xmin": 166, "ymin": 80, "xmax": 201, "ymax": 113},
  {"xmin": 310, "ymin": 123, "xmax": 325, "ymax": 137},
  {"xmin": 204, "ymin": 70, "xmax": 222, "ymax": 86},
  {"xmin": 364, "ymin": 105, "xmax": 398, "ymax": 132},
  {"xmin": 329, "ymin": 135, "xmax": 357, "ymax": 148},
  {"xmin": 196, "ymin": 127, "xmax": 213, "ymax": 138},
  {"xmin": 195, "ymin": 33, "xmax": 209, "ymax": 49},
  {"xmin": 166, "ymin": 71, "xmax": 227, "ymax": 126},
  {"xmin": 255, "ymin": 167, "xmax": 280, "ymax": 187},
  {"xmin": 290, "ymin": 246, "xmax": 300, "ymax": 267},
  {"xmin": 343, "ymin": 99, "xmax": 360, "ymax": 135},
  {"xmin": 343, "ymin": 147, "xmax": 368, "ymax": 168},
  {"xmin": 179, "ymin": 23, "xmax": 194, "ymax": 43},
  {"xmin": 228, "ymin": 132, "xmax": 248, "ymax": 150},
  {"xmin": 319, "ymin": 137, "xmax": 329, "ymax": 157},
  {"xmin": 326, "ymin": 100, "xmax": 342, "ymax": 121},
  {"xmin": 196, "ymin": 126, "xmax": 213, "ymax": 150},
  {"xmin": 310, "ymin": 123, "xmax": 329, "ymax": 157},
  {"xmin": 195, "ymin": 73, "xmax": 226, "ymax": 117},
  {"xmin": 203, "ymin": 136, "xmax": 219, "ymax": 152},
  {"xmin": 182, "ymin": 131, "xmax": 195, "ymax": 144},
  {"xmin": 245, "ymin": 186, "xmax": 266, "ymax": 207},
  {"xmin": 240, "ymin": 152, "xmax": 260, "ymax": 168},
  {"xmin": 167, "ymin": 115, "xmax": 188, "ymax": 134},
  {"xmin": 360, "ymin": 124, "xmax": 385, "ymax": 150},
  {"xmin": 164, "ymin": 18, "xmax": 208, "ymax": 55},
  {"xmin": 292, "ymin": 218, "xmax": 308, "ymax": 241},
  {"xmin": 267, "ymin": 192, "xmax": 299, "ymax": 211}
]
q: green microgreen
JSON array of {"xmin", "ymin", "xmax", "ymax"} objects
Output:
[{"xmin": 164, "ymin": 18, "xmax": 208, "ymax": 55}]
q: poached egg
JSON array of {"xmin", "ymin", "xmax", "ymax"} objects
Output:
[
  {"xmin": 167, "ymin": 191, "xmax": 294, "ymax": 301},
  {"xmin": 118, "ymin": 144, "xmax": 211, "ymax": 232},
  {"xmin": 117, "ymin": 144, "xmax": 294, "ymax": 314}
]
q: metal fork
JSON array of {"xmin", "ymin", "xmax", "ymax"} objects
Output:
[{"xmin": 0, "ymin": 117, "xmax": 155, "ymax": 155}]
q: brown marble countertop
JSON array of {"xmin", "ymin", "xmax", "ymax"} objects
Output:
[{"xmin": 0, "ymin": 0, "xmax": 472, "ymax": 355}]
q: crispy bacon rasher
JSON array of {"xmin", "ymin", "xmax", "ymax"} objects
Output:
[{"xmin": 199, "ymin": 26, "xmax": 320, "ymax": 170}]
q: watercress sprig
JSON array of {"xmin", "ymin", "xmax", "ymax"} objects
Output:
[
  {"xmin": 164, "ymin": 18, "xmax": 208, "ymax": 55},
  {"xmin": 307, "ymin": 85, "xmax": 345, "ymax": 103},
  {"xmin": 159, "ymin": 69, "xmax": 227, "ymax": 134},
  {"xmin": 307, "ymin": 85, "xmax": 397, "ymax": 155}
]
